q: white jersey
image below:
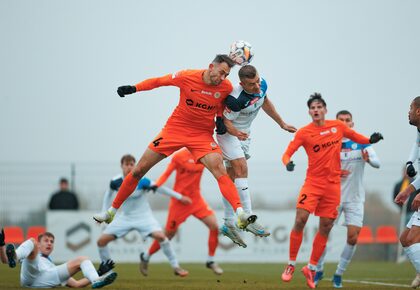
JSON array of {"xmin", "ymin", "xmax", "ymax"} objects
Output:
[
  {"xmin": 101, "ymin": 174, "xmax": 152, "ymax": 218},
  {"xmin": 340, "ymin": 138, "xmax": 380, "ymax": 203},
  {"xmin": 223, "ymin": 78, "xmax": 268, "ymax": 134},
  {"xmin": 408, "ymin": 130, "xmax": 420, "ymax": 190}
]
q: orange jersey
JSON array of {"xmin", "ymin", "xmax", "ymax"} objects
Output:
[
  {"xmin": 282, "ymin": 120, "xmax": 370, "ymax": 184},
  {"xmin": 155, "ymin": 148, "xmax": 205, "ymax": 199},
  {"xmin": 135, "ymin": 70, "xmax": 233, "ymax": 135}
]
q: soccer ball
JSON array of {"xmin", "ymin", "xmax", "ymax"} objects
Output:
[{"xmin": 229, "ymin": 40, "xmax": 254, "ymax": 66}]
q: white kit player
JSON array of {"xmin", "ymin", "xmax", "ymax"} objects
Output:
[
  {"xmin": 0, "ymin": 231, "xmax": 116, "ymax": 288},
  {"xmin": 217, "ymin": 65, "xmax": 296, "ymax": 247},
  {"xmin": 96, "ymin": 154, "xmax": 191, "ymax": 277},
  {"xmin": 395, "ymin": 96, "xmax": 420, "ymax": 288},
  {"xmin": 314, "ymin": 110, "xmax": 380, "ymax": 288}
]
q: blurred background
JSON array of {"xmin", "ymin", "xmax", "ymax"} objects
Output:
[{"xmin": 1, "ymin": 0, "xmax": 419, "ymax": 262}]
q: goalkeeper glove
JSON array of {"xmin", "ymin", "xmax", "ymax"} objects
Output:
[
  {"xmin": 215, "ymin": 117, "xmax": 227, "ymax": 135},
  {"xmin": 369, "ymin": 132, "xmax": 383, "ymax": 144},
  {"xmin": 406, "ymin": 161, "xmax": 417, "ymax": 178},
  {"xmin": 286, "ymin": 161, "xmax": 295, "ymax": 172},
  {"xmin": 117, "ymin": 85, "xmax": 136, "ymax": 98}
]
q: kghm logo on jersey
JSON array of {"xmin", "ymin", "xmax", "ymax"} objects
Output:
[{"xmin": 185, "ymin": 99, "xmax": 215, "ymax": 111}]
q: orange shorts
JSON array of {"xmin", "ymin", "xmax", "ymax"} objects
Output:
[
  {"xmin": 296, "ymin": 180, "xmax": 340, "ymax": 219},
  {"xmin": 165, "ymin": 196, "xmax": 214, "ymax": 232},
  {"xmin": 148, "ymin": 128, "xmax": 222, "ymax": 162}
]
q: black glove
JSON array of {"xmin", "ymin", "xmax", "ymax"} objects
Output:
[
  {"xmin": 97, "ymin": 259, "xmax": 115, "ymax": 276},
  {"xmin": 215, "ymin": 117, "xmax": 227, "ymax": 135},
  {"xmin": 406, "ymin": 161, "xmax": 417, "ymax": 178},
  {"xmin": 369, "ymin": 132, "xmax": 383, "ymax": 144},
  {"xmin": 145, "ymin": 185, "xmax": 158, "ymax": 193},
  {"xmin": 0, "ymin": 228, "xmax": 5, "ymax": 247},
  {"xmin": 117, "ymin": 85, "xmax": 136, "ymax": 98},
  {"xmin": 286, "ymin": 161, "xmax": 295, "ymax": 172}
]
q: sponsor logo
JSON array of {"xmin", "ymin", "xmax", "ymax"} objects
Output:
[
  {"xmin": 320, "ymin": 130, "xmax": 330, "ymax": 136},
  {"xmin": 313, "ymin": 145, "xmax": 320, "ymax": 152},
  {"xmin": 313, "ymin": 139, "xmax": 340, "ymax": 152},
  {"xmin": 186, "ymin": 99, "xmax": 194, "ymax": 106},
  {"xmin": 185, "ymin": 99, "xmax": 215, "ymax": 111},
  {"xmin": 66, "ymin": 222, "xmax": 91, "ymax": 251},
  {"xmin": 188, "ymin": 159, "xmax": 194, "ymax": 163}
]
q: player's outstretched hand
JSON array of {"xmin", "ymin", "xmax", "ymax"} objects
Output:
[
  {"xmin": 215, "ymin": 117, "xmax": 227, "ymax": 135},
  {"xmin": 0, "ymin": 228, "xmax": 5, "ymax": 247},
  {"xmin": 406, "ymin": 161, "xmax": 417, "ymax": 178},
  {"xmin": 180, "ymin": 196, "xmax": 192, "ymax": 205},
  {"xmin": 286, "ymin": 161, "xmax": 295, "ymax": 172},
  {"xmin": 117, "ymin": 85, "xmax": 136, "ymax": 98},
  {"xmin": 369, "ymin": 132, "xmax": 383, "ymax": 144},
  {"xmin": 281, "ymin": 123, "xmax": 297, "ymax": 133},
  {"xmin": 97, "ymin": 259, "xmax": 115, "ymax": 276}
]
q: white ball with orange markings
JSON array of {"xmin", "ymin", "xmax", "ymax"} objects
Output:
[{"xmin": 229, "ymin": 40, "xmax": 254, "ymax": 66}]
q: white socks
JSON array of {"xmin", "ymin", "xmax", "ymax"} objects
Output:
[
  {"xmin": 80, "ymin": 260, "xmax": 100, "ymax": 282},
  {"xmin": 16, "ymin": 239, "xmax": 35, "ymax": 261},
  {"xmin": 235, "ymin": 178, "xmax": 252, "ymax": 214},
  {"xmin": 316, "ymin": 247, "xmax": 327, "ymax": 272},
  {"xmin": 160, "ymin": 239, "xmax": 179, "ymax": 268},
  {"xmin": 336, "ymin": 243, "xmax": 356, "ymax": 275},
  {"xmin": 405, "ymin": 243, "xmax": 420, "ymax": 273},
  {"xmin": 98, "ymin": 246, "xmax": 111, "ymax": 262},
  {"xmin": 222, "ymin": 178, "xmax": 252, "ymax": 225}
]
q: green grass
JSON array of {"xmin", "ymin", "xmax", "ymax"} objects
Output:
[{"xmin": 0, "ymin": 262, "xmax": 414, "ymax": 289}]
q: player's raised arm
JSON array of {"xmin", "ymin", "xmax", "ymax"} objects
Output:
[
  {"xmin": 341, "ymin": 123, "xmax": 383, "ymax": 145},
  {"xmin": 262, "ymin": 97, "xmax": 297, "ymax": 133},
  {"xmin": 117, "ymin": 72, "xmax": 184, "ymax": 97}
]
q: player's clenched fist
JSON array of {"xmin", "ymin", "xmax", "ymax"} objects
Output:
[{"xmin": 117, "ymin": 85, "xmax": 136, "ymax": 98}]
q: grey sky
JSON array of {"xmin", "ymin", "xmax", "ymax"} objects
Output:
[{"xmin": 1, "ymin": 0, "xmax": 419, "ymax": 168}]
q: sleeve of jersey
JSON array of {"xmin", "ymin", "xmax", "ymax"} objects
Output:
[
  {"xmin": 342, "ymin": 125, "xmax": 370, "ymax": 144},
  {"xmin": 411, "ymin": 176, "xmax": 420, "ymax": 190},
  {"xmin": 282, "ymin": 131, "xmax": 303, "ymax": 165},
  {"xmin": 407, "ymin": 132, "xmax": 419, "ymax": 163},
  {"xmin": 134, "ymin": 73, "xmax": 182, "ymax": 92},
  {"xmin": 155, "ymin": 161, "xmax": 177, "ymax": 187},
  {"xmin": 365, "ymin": 146, "xmax": 381, "ymax": 168}
]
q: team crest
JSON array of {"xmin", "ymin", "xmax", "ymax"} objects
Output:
[
  {"xmin": 210, "ymin": 142, "xmax": 217, "ymax": 148},
  {"xmin": 214, "ymin": 92, "xmax": 221, "ymax": 99},
  {"xmin": 331, "ymin": 127, "xmax": 337, "ymax": 133}
]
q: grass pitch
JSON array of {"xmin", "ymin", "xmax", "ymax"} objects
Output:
[{"xmin": 0, "ymin": 262, "xmax": 414, "ymax": 289}]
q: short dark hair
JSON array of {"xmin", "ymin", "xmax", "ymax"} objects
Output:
[
  {"xmin": 121, "ymin": 154, "xmax": 136, "ymax": 165},
  {"xmin": 307, "ymin": 92, "xmax": 326, "ymax": 108},
  {"xmin": 59, "ymin": 178, "xmax": 68, "ymax": 184},
  {"xmin": 238, "ymin": 65, "xmax": 257, "ymax": 81},
  {"xmin": 413, "ymin": 96, "xmax": 420, "ymax": 108},
  {"xmin": 38, "ymin": 232, "xmax": 54, "ymax": 242},
  {"xmin": 212, "ymin": 54, "xmax": 235, "ymax": 68},
  {"xmin": 336, "ymin": 110, "xmax": 352, "ymax": 119}
]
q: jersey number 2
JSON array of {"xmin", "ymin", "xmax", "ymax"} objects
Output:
[{"xmin": 299, "ymin": 194, "xmax": 307, "ymax": 204}]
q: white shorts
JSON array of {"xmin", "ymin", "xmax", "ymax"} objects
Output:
[
  {"xmin": 21, "ymin": 257, "xmax": 70, "ymax": 288},
  {"xmin": 103, "ymin": 214, "xmax": 162, "ymax": 239},
  {"xmin": 216, "ymin": 133, "xmax": 251, "ymax": 167},
  {"xmin": 407, "ymin": 210, "xmax": 420, "ymax": 229},
  {"xmin": 336, "ymin": 202, "xmax": 364, "ymax": 227}
]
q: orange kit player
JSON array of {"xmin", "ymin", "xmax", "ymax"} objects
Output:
[
  {"xmin": 139, "ymin": 148, "xmax": 223, "ymax": 276},
  {"xmin": 93, "ymin": 55, "xmax": 257, "ymax": 233},
  {"xmin": 280, "ymin": 93, "xmax": 383, "ymax": 289}
]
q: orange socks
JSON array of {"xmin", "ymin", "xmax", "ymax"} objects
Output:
[
  {"xmin": 217, "ymin": 175, "xmax": 242, "ymax": 210},
  {"xmin": 111, "ymin": 172, "xmax": 139, "ymax": 209},
  {"xmin": 289, "ymin": 230, "xmax": 304, "ymax": 261},
  {"xmin": 208, "ymin": 229, "xmax": 219, "ymax": 256},
  {"xmin": 310, "ymin": 232, "xmax": 328, "ymax": 265},
  {"xmin": 148, "ymin": 240, "xmax": 161, "ymax": 256}
]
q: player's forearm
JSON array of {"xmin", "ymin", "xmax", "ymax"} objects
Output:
[
  {"xmin": 262, "ymin": 99, "xmax": 285, "ymax": 127},
  {"xmin": 345, "ymin": 129, "xmax": 370, "ymax": 144},
  {"xmin": 366, "ymin": 147, "xmax": 381, "ymax": 168},
  {"xmin": 156, "ymin": 186, "xmax": 183, "ymax": 200},
  {"xmin": 223, "ymin": 118, "xmax": 241, "ymax": 137},
  {"xmin": 0, "ymin": 246, "xmax": 7, "ymax": 264},
  {"xmin": 134, "ymin": 74, "xmax": 173, "ymax": 92}
]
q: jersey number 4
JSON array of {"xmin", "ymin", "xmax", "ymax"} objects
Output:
[{"xmin": 152, "ymin": 137, "xmax": 163, "ymax": 147}]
